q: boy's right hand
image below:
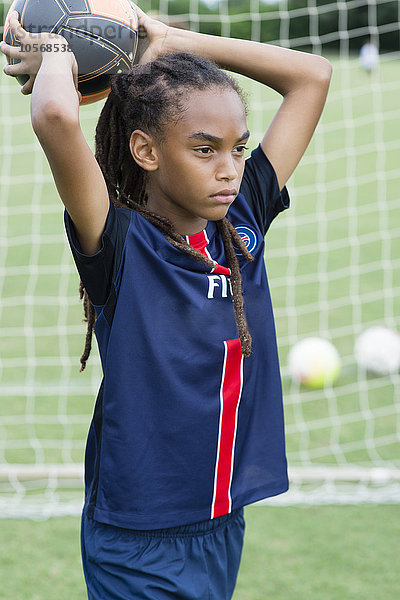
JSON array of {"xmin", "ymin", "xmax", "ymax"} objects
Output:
[{"xmin": 0, "ymin": 10, "xmax": 80, "ymax": 98}]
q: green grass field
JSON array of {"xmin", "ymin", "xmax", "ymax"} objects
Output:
[
  {"xmin": 1, "ymin": 54, "xmax": 400, "ymax": 597},
  {"xmin": 1, "ymin": 505, "xmax": 399, "ymax": 599}
]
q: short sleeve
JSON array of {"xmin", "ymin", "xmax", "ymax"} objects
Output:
[
  {"xmin": 64, "ymin": 200, "xmax": 131, "ymax": 307},
  {"xmin": 239, "ymin": 144, "xmax": 290, "ymax": 235}
]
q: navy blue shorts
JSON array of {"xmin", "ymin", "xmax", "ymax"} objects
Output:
[{"xmin": 81, "ymin": 507, "xmax": 245, "ymax": 599}]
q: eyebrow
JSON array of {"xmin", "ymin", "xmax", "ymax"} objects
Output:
[{"xmin": 187, "ymin": 130, "xmax": 250, "ymax": 144}]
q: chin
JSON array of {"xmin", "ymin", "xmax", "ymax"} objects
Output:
[{"xmin": 206, "ymin": 206, "xmax": 231, "ymax": 221}]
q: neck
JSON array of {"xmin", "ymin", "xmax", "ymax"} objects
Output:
[{"xmin": 146, "ymin": 190, "xmax": 208, "ymax": 236}]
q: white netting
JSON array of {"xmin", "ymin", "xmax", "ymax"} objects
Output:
[{"xmin": 0, "ymin": 0, "xmax": 399, "ymax": 517}]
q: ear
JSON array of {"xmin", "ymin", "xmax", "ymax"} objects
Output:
[{"xmin": 129, "ymin": 130, "xmax": 159, "ymax": 172}]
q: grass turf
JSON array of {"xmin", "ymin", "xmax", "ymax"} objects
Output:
[{"xmin": 0, "ymin": 505, "xmax": 399, "ymax": 599}]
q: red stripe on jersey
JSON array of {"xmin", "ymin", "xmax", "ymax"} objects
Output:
[
  {"xmin": 186, "ymin": 230, "xmax": 210, "ymax": 255},
  {"xmin": 211, "ymin": 338, "xmax": 244, "ymax": 518},
  {"xmin": 211, "ymin": 263, "xmax": 231, "ymax": 276},
  {"xmin": 186, "ymin": 230, "xmax": 231, "ymax": 276}
]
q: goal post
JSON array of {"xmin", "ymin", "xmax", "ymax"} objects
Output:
[{"xmin": 0, "ymin": 0, "xmax": 399, "ymax": 518}]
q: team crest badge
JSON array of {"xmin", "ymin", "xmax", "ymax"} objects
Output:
[{"xmin": 234, "ymin": 226, "xmax": 258, "ymax": 255}]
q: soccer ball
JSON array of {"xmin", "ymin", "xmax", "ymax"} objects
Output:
[
  {"xmin": 288, "ymin": 337, "xmax": 341, "ymax": 389},
  {"xmin": 354, "ymin": 326, "xmax": 400, "ymax": 375},
  {"xmin": 3, "ymin": 0, "xmax": 138, "ymax": 104}
]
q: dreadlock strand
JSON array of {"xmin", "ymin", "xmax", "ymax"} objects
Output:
[
  {"xmin": 218, "ymin": 219, "xmax": 252, "ymax": 357},
  {"xmin": 79, "ymin": 288, "xmax": 96, "ymax": 372}
]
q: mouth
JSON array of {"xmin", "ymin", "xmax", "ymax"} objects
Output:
[{"xmin": 210, "ymin": 189, "xmax": 237, "ymax": 204}]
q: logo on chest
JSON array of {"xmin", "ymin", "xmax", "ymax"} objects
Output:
[{"xmin": 234, "ymin": 226, "xmax": 258, "ymax": 255}]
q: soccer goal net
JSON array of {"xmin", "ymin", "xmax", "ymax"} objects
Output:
[{"xmin": 1, "ymin": 0, "xmax": 399, "ymax": 518}]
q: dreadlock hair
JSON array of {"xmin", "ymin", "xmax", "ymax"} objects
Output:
[{"xmin": 79, "ymin": 51, "xmax": 254, "ymax": 371}]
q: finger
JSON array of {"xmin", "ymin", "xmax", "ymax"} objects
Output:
[
  {"xmin": 134, "ymin": 4, "xmax": 148, "ymax": 27},
  {"xmin": 20, "ymin": 76, "xmax": 34, "ymax": 95},
  {"xmin": 3, "ymin": 61, "xmax": 28, "ymax": 78},
  {"xmin": 70, "ymin": 54, "xmax": 82, "ymax": 103},
  {"xmin": 133, "ymin": 4, "xmax": 146, "ymax": 19},
  {"xmin": 73, "ymin": 71, "xmax": 81, "ymax": 99},
  {"xmin": 9, "ymin": 11, "xmax": 27, "ymax": 42},
  {"xmin": 0, "ymin": 41, "xmax": 24, "ymax": 59},
  {"xmin": 71, "ymin": 54, "xmax": 80, "ymax": 92}
]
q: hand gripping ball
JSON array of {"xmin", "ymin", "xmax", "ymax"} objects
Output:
[{"xmin": 3, "ymin": 0, "xmax": 139, "ymax": 104}]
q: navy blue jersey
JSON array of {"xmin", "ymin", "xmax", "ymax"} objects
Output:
[{"xmin": 65, "ymin": 145, "xmax": 290, "ymax": 529}]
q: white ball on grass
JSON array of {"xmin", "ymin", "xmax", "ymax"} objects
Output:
[
  {"xmin": 354, "ymin": 326, "xmax": 400, "ymax": 375},
  {"xmin": 288, "ymin": 337, "xmax": 341, "ymax": 389}
]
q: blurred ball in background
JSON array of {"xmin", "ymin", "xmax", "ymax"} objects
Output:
[
  {"xmin": 354, "ymin": 326, "xmax": 400, "ymax": 376},
  {"xmin": 288, "ymin": 337, "xmax": 341, "ymax": 389}
]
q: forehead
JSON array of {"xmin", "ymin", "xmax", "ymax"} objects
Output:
[{"xmin": 170, "ymin": 87, "xmax": 247, "ymax": 141}]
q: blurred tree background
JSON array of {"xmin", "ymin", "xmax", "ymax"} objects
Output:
[
  {"xmin": 144, "ymin": 0, "xmax": 399, "ymax": 53},
  {"xmin": 1, "ymin": 1, "xmax": 398, "ymax": 53}
]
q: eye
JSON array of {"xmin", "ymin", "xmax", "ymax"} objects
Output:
[
  {"xmin": 195, "ymin": 147, "xmax": 213, "ymax": 154},
  {"xmin": 234, "ymin": 145, "xmax": 248, "ymax": 154}
]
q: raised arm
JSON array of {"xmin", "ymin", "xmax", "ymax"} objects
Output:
[
  {"xmin": 135, "ymin": 7, "xmax": 332, "ymax": 190},
  {"xmin": 1, "ymin": 12, "xmax": 109, "ymax": 255}
]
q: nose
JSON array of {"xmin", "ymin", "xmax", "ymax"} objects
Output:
[{"xmin": 215, "ymin": 152, "xmax": 238, "ymax": 181}]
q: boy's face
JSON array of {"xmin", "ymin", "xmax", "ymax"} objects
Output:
[{"xmin": 145, "ymin": 87, "xmax": 249, "ymax": 235}]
